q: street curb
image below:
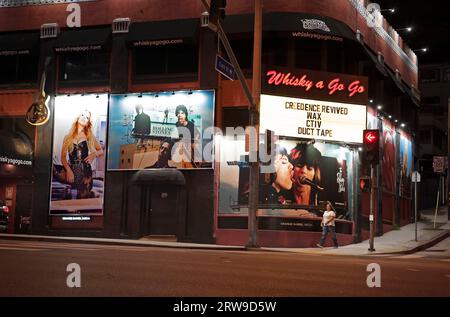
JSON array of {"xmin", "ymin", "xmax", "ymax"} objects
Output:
[
  {"xmin": 367, "ymin": 229, "xmax": 450, "ymax": 256},
  {"xmin": 1, "ymin": 230, "xmax": 448, "ymax": 256},
  {"xmin": 0, "ymin": 234, "xmax": 247, "ymax": 252}
]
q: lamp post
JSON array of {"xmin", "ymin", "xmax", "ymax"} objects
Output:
[
  {"xmin": 201, "ymin": 0, "xmax": 262, "ymax": 247},
  {"xmin": 247, "ymin": 0, "xmax": 262, "ymax": 248}
]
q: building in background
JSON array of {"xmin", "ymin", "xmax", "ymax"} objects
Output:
[
  {"xmin": 417, "ymin": 64, "xmax": 448, "ymax": 209},
  {"xmin": 0, "ymin": 0, "xmax": 419, "ymax": 247}
]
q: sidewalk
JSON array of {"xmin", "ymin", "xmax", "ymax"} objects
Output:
[
  {"xmin": 0, "ymin": 207, "xmax": 448, "ymax": 256},
  {"xmin": 266, "ymin": 206, "xmax": 450, "ymax": 256}
]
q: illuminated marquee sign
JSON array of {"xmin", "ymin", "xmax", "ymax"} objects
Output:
[
  {"xmin": 260, "ymin": 94, "xmax": 367, "ymax": 143},
  {"xmin": 263, "ymin": 67, "xmax": 368, "ymax": 105}
]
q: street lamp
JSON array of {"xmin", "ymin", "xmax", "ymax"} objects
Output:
[
  {"xmin": 397, "ymin": 26, "xmax": 413, "ymax": 32},
  {"xmin": 380, "ymin": 8, "xmax": 395, "ymax": 13}
]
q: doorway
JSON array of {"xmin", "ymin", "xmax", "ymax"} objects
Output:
[
  {"xmin": 141, "ymin": 186, "xmax": 178, "ymax": 237},
  {"xmin": 14, "ymin": 183, "xmax": 33, "ymax": 233}
]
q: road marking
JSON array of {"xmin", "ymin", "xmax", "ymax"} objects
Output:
[
  {"xmin": 0, "ymin": 242, "xmax": 101, "ymax": 251},
  {"xmin": 0, "ymin": 246, "xmax": 47, "ymax": 252},
  {"xmin": 390, "ymin": 255, "xmax": 427, "ymax": 261}
]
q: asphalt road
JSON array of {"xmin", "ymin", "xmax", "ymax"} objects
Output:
[{"xmin": 0, "ymin": 239, "xmax": 448, "ymax": 297}]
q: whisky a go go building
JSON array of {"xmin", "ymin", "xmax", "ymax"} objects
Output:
[{"xmin": 0, "ymin": 0, "xmax": 416, "ymax": 247}]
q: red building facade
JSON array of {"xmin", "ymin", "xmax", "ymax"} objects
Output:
[{"xmin": 0, "ymin": 0, "xmax": 418, "ymax": 246}]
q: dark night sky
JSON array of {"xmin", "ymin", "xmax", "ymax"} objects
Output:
[{"xmin": 377, "ymin": 0, "xmax": 450, "ymax": 65}]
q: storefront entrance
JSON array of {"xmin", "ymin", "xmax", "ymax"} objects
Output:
[
  {"xmin": 141, "ymin": 186, "xmax": 178, "ymax": 236},
  {"xmin": 14, "ymin": 183, "xmax": 33, "ymax": 233}
]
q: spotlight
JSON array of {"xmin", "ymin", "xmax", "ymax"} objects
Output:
[
  {"xmin": 377, "ymin": 105, "xmax": 383, "ymax": 110},
  {"xmin": 401, "ymin": 123, "xmax": 405, "ymax": 127}
]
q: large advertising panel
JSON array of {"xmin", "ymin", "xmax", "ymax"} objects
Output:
[
  {"xmin": 219, "ymin": 136, "xmax": 353, "ymax": 220},
  {"xmin": 108, "ymin": 90, "xmax": 215, "ymax": 170},
  {"xmin": 400, "ymin": 131, "xmax": 413, "ymax": 197},
  {"xmin": 382, "ymin": 118, "xmax": 396, "ymax": 193},
  {"xmin": 366, "ymin": 108, "xmax": 378, "ymax": 130},
  {"xmin": 260, "ymin": 94, "xmax": 366, "ymax": 143},
  {"xmin": 50, "ymin": 94, "xmax": 108, "ymax": 215}
]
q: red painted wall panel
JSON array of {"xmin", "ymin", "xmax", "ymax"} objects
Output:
[
  {"xmin": 0, "ymin": 91, "xmax": 36, "ymax": 116},
  {"xmin": 216, "ymin": 228, "xmax": 354, "ymax": 248},
  {"xmin": 0, "ymin": 0, "xmax": 417, "ymax": 87}
]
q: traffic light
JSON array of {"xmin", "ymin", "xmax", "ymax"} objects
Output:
[
  {"xmin": 209, "ymin": 0, "xmax": 227, "ymax": 25},
  {"xmin": 362, "ymin": 129, "xmax": 380, "ymax": 165},
  {"xmin": 359, "ymin": 176, "xmax": 371, "ymax": 192}
]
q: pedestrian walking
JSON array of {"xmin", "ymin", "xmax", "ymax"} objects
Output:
[{"xmin": 317, "ymin": 201, "xmax": 338, "ymax": 248}]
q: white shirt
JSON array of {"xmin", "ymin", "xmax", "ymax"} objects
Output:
[{"xmin": 322, "ymin": 210, "xmax": 336, "ymax": 227}]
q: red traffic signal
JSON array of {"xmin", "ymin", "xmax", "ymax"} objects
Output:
[
  {"xmin": 364, "ymin": 131, "xmax": 378, "ymax": 143},
  {"xmin": 362, "ymin": 129, "xmax": 380, "ymax": 165},
  {"xmin": 359, "ymin": 177, "xmax": 371, "ymax": 192}
]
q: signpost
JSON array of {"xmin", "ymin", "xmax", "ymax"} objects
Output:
[
  {"xmin": 433, "ymin": 156, "xmax": 445, "ymax": 174},
  {"xmin": 432, "ymin": 156, "xmax": 446, "ymax": 227},
  {"xmin": 412, "ymin": 171, "xmax": 421, "ymax": 241},
  {"xmin": 215, "ymin": 54, "xmax": 237, "ymax": 80}
]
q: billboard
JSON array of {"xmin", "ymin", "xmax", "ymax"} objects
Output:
[
  {"xmin": 50, "ymin": 94, "xmax": 108, "ymax": 215},
  {"xmin": 366, "ymin": 108, "xmax": 378, "ymax": 130},
  {"xmin": 260, "ymin": 94, "xmax": 366, "ymax": 143},
  {"xmin": 108, "ymin": 90, "xmax": 215, "ymax": 170},
  {"xmin": 382, "ymin": 118, "xmax": 396, "ymax": 193},
  {"xmin": 219, "ymin": 136, "xmax": 352, "ymax": 220},
  {"xmin": 399, "ymin": 131, "xmax": 413, "ymax": 197}
]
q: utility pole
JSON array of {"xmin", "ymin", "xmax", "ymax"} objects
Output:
[
  {"xmin": 201, "ymin": 0, "xmax": 261, "ymax": 247},
  {"xmin": 247, "ymin": 0, "xmax": 262, "ymax": 248},
  {"xmin": 369, "ymin": 165, "xmax": 375, "ymax": 251}
]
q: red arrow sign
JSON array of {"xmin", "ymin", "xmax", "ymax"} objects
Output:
[{"xmin": 365, "ymin": 132, "xmax": 377, "ymax": 143}]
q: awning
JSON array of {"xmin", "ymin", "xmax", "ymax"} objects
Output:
[
  {"xmin": 360, "ymin": 43, "xmax": 388, "ymax": 77},
  {"xmin": 385, "ymin": 66, "xmax": 405, "ymax": 93},
  {"xmin": 384, "ymin": 65, "xmax": 420, "ymax": 107},
  {"xmin": 127, "ymin": 19, "xmax": 199, "ymax": 47},
  {"xmin": 402, "ymin": 82, "xmax": 421, "ymax": 107},
  {"xmin": 0, "ymin": 130, "xmax": 33, "ymax": 167},
  {"xmin": 222, "ymin": 12, "xmax": 355, "ymax": 40},
  {"xmin": 0, "ymin": 32, "xmax": 39, "ymax": 56},
  {"xmin": 131, "ymin": 169, "xmax": 186, "ymax": 186},
  {"xmin": 54, "ymin": 27, "xmax": 111, "ymax": 53}
]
